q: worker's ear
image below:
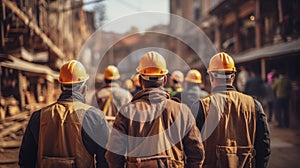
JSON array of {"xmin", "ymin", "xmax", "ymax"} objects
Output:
[
  {"xmin": 163, "ymin": 75, "xmax": 167, "ymax": 85},
  {"xmin": 81, "ymin": 84, "xmax": 88, "ymax": 96}
]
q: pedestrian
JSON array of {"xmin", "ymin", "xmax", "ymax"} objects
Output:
[
  {"xmin": 236, "ymin": 66, "xmax": 249, "ymax": 92},
  {"xmin": 19, "ymin": 60, "xmax": 110, "ymax": 168},
  {"xmin": 192, "ymin": 52, "xmax": 271, "ymax": 167},
  {"xmin": 105, "ymin": 51, "xmax": 205, "ymax": 167},
  {"xmin": 95, "ymin": 65, "xmax": 132, "ymax": 125},
  {"xmin": 272, "ymin": 70, "xmax": 292, "ymax": 128},
  {"xmin": 264, "ymin": 80, "xmax": 276, "ymax": 122},
  {"xmin": 267, "ymin": 69, "xmax": 277, "ymax": 85},
  {"xmin": 174, "ymin": 69, "xmax": 208, "ymax": 109},
  {"xmin": 244, "ymin": 69, "xmax": 266, "ymax": 103},
  {"xmin": 167, "ymin": 70, "xmax": 184, "ymax": 96}
]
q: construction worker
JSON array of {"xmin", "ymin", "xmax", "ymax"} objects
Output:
[
  {"xmin": 192, "ymin": 52, "xmax": 270, "ymax": 168},
  {"xmin": 131, "ymin": 73, "xmax": 142, "ymax": 96},
  {"xmin": 167, "ymin": 70, "xmax": 184, "ymax": 96},
  {"xmin": 19, "ymin": 60, "xmax": 110, "ymax": 168},
  {"xmin": 105, "ymin": 51, "xmax": 205, "ymax": 167},
  {"xmin": 174, "ymin": 69, "xmax": 208, "ymax": 109},
  {"xmin": 124, "ymin": 79, "xmax": 135, "ymax": 94},
  {"xmin": 95, "ymin": 65, "xmax": 132, "ymax": 124}
]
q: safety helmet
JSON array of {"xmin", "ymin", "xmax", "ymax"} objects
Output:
[
  {"xmin": 125, "ymin": 79, "xmax": 133, "ymax": 90},
  {"xmin": 207, "ymin": 52, "xmax": 236, "ymax": 73},
  {"xmin": 170, "ymin": 70, "xmax": 184, "ymax": 82},
  {"xmin": 185, "ymin": 69, "xmax": 202, "ymax": 84},
  {"xmin": 132, "ymin": 74, "xmax": 141, "ymax": 87},
  {"xmin": 58, "ymin": 60, "xmax": 89, "ymax": 84},
  {"xmin": 104, "ymin": 65, "xmax": 120, "ymax": 80},
  {"xmin": 136, "ymin": 51, "xmax": 168, "ymax": 76}
]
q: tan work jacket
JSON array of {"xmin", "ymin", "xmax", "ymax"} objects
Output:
[
  {"xmin": 106, "ymin": 88, "xmax": 205, "ymax": 168},
  {"xmin": 37, "ymin": 101, "xmax": 94, "ymax": 168},
  {"xmin": 200, "ymin": 89, "xmax": 256, "ymax": 168}
]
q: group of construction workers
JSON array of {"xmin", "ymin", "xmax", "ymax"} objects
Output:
[{"xmin": 18, "ymin": 51, "xmax": 271, "ymax": 168}]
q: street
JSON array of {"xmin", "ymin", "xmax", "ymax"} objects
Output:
[{"xmin": 268, "ymin": 122, "xmax": 300, "ymax": 168}]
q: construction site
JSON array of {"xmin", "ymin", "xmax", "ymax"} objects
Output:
[{"xmin": 1, "ymin": 0, "xmax": 300, "ymax": 167}]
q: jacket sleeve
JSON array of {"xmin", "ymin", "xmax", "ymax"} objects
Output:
[
  {"xmin": 254, "ymin": 99, "xmax": 271, "ymax": 168},
  {"xmin": 191, "ymin": 100, "xmax": 205, "ymax": 131},
  {"xmin": 18, "ymin": 110, "xmax": 40, "ymax": 168},
  {"xmin": 105, "ymin": 110, "xmax": 128, "ymax": 168},
  {"xmin": 183, "ymin": 106, "xmax": 205, "ymax": 168},
  {"xmin": 82, "ymin": 107, "xmax": 111, "ymax": 168}
]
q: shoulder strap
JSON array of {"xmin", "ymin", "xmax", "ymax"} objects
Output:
[{"xmin": 103, "ymin": 94, "xmax": 112, "ymax": 116}]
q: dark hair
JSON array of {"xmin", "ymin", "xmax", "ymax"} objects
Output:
[
  {"xmin": 187, "ymin": 82, "xmax": 199, "ymax": 88},
  {"xmin": 105, "ymin": 79, "xmax": 118, "ymax": 84},
  {"xmin": 61, "ymin": 82, "xmax": 85, "ymax": 91},
  {"xmin": 140, "ymin": 76, "xmax": 164, "ymax": 88}
]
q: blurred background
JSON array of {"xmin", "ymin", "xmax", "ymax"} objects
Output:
[{"xmin": 0, "ymin": 0, "xmax": 300, "ymax": 167}]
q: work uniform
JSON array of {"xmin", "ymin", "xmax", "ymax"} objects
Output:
[
  {"xmin": 193, "ymin": 85, "xmax": 270, "ymax": 168},
  {"xmin": 167, "ymin": 83, "xmax": 183, "ymax": 97},
  {"xmin": 96, "ymin": 82, "xmax": 132, "ymax": 118},
  {"xmin": 19, "ymin": 90, "xmax": 110, "ymax": 168},
  {"xmin": 105, "ymin": 88, "xmax": 205, "ymax": 168},
  {"xmin": 174, "ymin": 84, "xmax": 208, "ymax": 109}
]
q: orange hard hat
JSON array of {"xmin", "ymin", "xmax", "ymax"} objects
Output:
[
  {"xmin": 136, "ymin": 51, "xmax": 168, "ymax": 76},
  {"xmin": 104, "ymin": 65, "xmax": 120, "ymax": 80},
  {"xmin": 58, "ymin": 60, "xmax": 89, "ymax": 84},
  {"xmin": 207, "ymin": 52, "xmax": 236, "ymax": 73},
  {"xmin": 171, "ymin": 70, "xmax": 184, "ymax": 82},
  {"xmin": 185, "ymin": 69, "xmax": 202, "ymax": 84}
]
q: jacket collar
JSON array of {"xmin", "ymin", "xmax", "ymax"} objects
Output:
[
  {"xmin": 58, "ymin": 90, "xmax": 86, "ymax": 103},
  {"xmin": 132, "ymin": 87, "xmax": 170, "ymax": 103},
  {"xmin": 211, "ymin": 85, "xmax": 236, "ymax": 93}
]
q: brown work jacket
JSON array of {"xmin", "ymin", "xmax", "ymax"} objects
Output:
[
  {"xmin": 199, "ymin": 88, "xmax": 256, "ymax": 168},
  {"xmin": 37, "ymin": 101, "xmax": 94, "ymax": 168},
  {"xmin": 106, "ymin": 88, "xmax": 205, "ymax": 168}
]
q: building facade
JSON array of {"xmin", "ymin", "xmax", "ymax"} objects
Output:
[{"xmin": 170, "ymin": 0, "xmax": 300, "ymax": 129}]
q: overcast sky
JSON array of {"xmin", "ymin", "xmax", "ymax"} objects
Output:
[{"xmin": 84, "ymin": 0, "xmax": 170, "ymax": 33}]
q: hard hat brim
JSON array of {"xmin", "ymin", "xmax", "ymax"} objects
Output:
[{"xmin": 58, "ymin": 75, "xmax": 89, "ymax": 84}]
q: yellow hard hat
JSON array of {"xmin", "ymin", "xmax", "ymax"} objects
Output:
[
  {"xmin": 171, "ymin": 70, "xmax": 184, "ymax": 82},
  {"xmin": 136, "ymin": 51, "xmax": 168, "ymax": 76},
  {"xmin": 207, "ymin": 52, "xmax": 236, "ymax": 73},
  {"xmin": 185, "ymin": 69, "xmax": 202, "ymax": 84},
  {"xmin": 125, "ymin": 79, "xmax": 133, "ymax": 90},
  {"xmin": 58, "ymin": 60, "xmax": 89, "ymax": 84},
  {"xmin": 132, "ymin": 74, "xmax": 141, "ymax": 87},
  {"xmin": 104, "ymin": 65, "xmax": 120, "ymax": 80}
]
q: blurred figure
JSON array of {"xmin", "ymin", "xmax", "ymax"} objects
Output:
[
  {"xmin": 267, "ymin": 69, "xmax": 277, "ymax": 84},
  {"xmin": 264, "ymin": 69, "xmax": 277, "ymax": 122},
  {"xmin": 272, "ymin": 70, "xmax": 292, "ymax": 128},
  {"xmin": 236, "ymin": 66, "xmax": 249, "ymax": 92},
  {"xmin": 174, "ymin": 69, "xmax": 208, "ymax": 108},
  {"xmin": 106, "ymin": 51, "xmax": 205, "ymax": 167},
  {"xmin": 19, "ymin": 60, "xmax": 110, "ymax": 168},
  {"xmin": 167, "ymin": 70, "xmax": 184, "ymax": 96},
  {"xmin": 244, "ymin": 69, "xmax": 265, "ymax": 103},
  {"xmin": 96, "ymin": 65, "xmax": 132, "ymax": 124},
  {"xmin": 264, "ymin": 81, "xmax": 276, "ymax": 122},
  {"xmin": 124, "ymin": 79, "xmax": 135, "ymax": 94},
  {"xmin": 131, "ymin": 73, "xmax": 142, "ymax": 96},
  {"xmin": 193, "ymin": 52, "xmax": 270, "ymax": 167}
]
